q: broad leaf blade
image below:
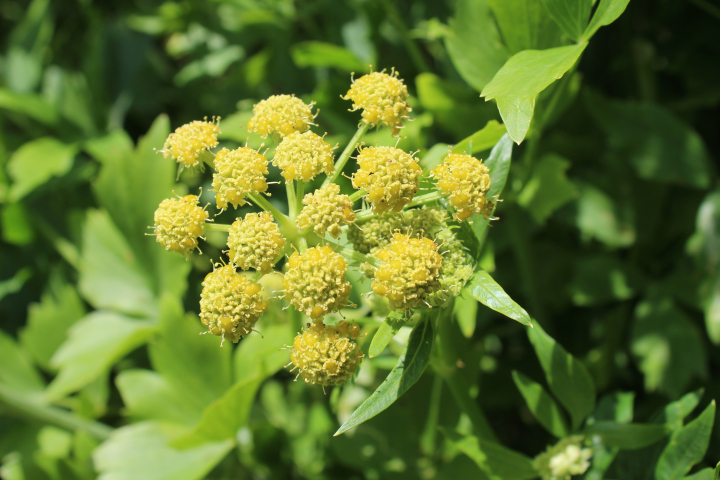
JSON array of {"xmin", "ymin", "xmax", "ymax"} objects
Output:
[
  {"xmin": 369, "ymin": 311, "xmax": 407, "ymax": 358},
  {"xmin": 582, "ymin": 422, "xmax": 669, "ymax": 449},
  {"xmin": 487, "ymin": 0, "xmax": 563, "ymax": 53},
  {"xmin": 335, "ymin": 317, "xmax": 434, "ymax": 435},
  {"xmin": 656, "ymin": 401, "xmax": 716, "ymax": 480},
  {"xmin": 465, "ymin": 270, "xmax": 532, "ymax": 327},
  {"xmin": 540, "ymin": 0, "xmax": 593, "ymax": 41},
  {"xmin": 512, "ymin": 371, "xmax": 569, "ymax": 438}
]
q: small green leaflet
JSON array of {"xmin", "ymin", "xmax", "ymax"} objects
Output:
[
  {"xmin": 581, "ymin": 421, "xmax": 669, "ymax": 449},
  {"xmin": 368, "ymin": 311, "xmax": 407, "ymax": 358},
  {"xmin": 335, "ymin": 316, "xmax": 434, "ymax": 436},
  {"xmin": 512, "ymin": 371, "xmax": 569, "ymax": 438},
  {"xmin": 465, "ymin": 270, "xmax": 532, "ymax": 327}
]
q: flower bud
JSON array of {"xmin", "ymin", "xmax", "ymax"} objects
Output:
[
  {"xmin": 431, "ymin": 153, "xmax": 494, "ymax": 221},
  {"xmin": 212, "ymin": 147, "xmax": 269, "ymax": 210},
  {"xmin": 297, "ymin": 184, "xmax": 355, "ymax": 239},
  {"xmin": 347, "ymin": 207, "xmax": 446, "ymax": 254},
  {"xmin": 343, "ymin": 70, "xmax": 411, "ymax": 135},
  {"xmin": 227, "ymin": 212, "xmax": 286, "ymax": 273},
  {"xmin": 162, "ymin": 118, "xmax": 220, "ymax": 168},
  {"xmin": 534, "ymin": 437, "xmax": 593, "ymax": 480},
  {"xmin": 272, "ymin": 131, "xmax": 335, "ymax": 182},
  {"xmin": 153, "ymin": 195, "xmax": 208, "ymax": 255},
  {"xmin": 247, "ymin": 95, "xmax": 314, "ymax": 138},
  {"xmin": 351, "ymin": 146, "xmax": 421, "ymax": 214}
]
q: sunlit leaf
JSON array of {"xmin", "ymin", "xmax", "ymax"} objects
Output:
[
  {"xmin": 291, "ymin": 41, "xmax": 368, "ymax": 73},
  {"xmin": 465, "ymin": 270, "xmax": 532, "ymax": 327},
  {"xmin": 0, "ymin": 330, "xmax": 45, "ymax": 402},
  {"xmin": 487, "ymin": 0, "xmax": 564, "ymax": 53},
  {"xmin": 368, "ymin": 311, "xmax": 407, "ymax": 358},
  {"xmin": 540, "ymin": 0, "xmax": 593, "ymax": 40}
]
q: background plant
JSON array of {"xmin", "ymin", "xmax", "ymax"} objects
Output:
[{"xmin": 0, "ymin": 0, "xmax": 719, "ymax": 479}]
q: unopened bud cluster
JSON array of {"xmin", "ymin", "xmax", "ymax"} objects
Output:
[
  {"xmin": 199, "ymin": 264, "xmax": 268, "ymax": 343},
  {"xmin": 227, "ymin": 212, "xmax": 285, "ymax": 273},
  {"xmin": 290, "ymin": 319, "xmax": 363, "ymax": 386},
  {"xmin": 246, "ymin": 94, "xmax": 314, "ymax": 138},
  {"xmin": 162, "ymin": 118, "xmax": 220, "ymax": 167},
  {"xmin": 343, "ymin": 70, "xmax": 411, "ymax": 135},
  {"xmin": 283, "ymin": 245, "xmax": 352, "ymax": 320},
  {"xmin": 273, "ymin": 131, "xmax": 335, "ymax": 182},
  {"xmin": 432, "ymin": 153, "xmax": 494, "ymax": 221},
  {"xmin": 534, "ymin": 437, "xmax": 593, "ymax": 480},
  {"xmin": 153, "ymin": 195, "xmax": 208, "ymax": 255},
  {"xmin": 297, "ymin": 184, "xmax": 355, "ymax": 238},
  {"xmin": 212, "ymin": 147, "xmax": 268, "ymax": 210},
  {"xmin": 352, "ymin": 146, "xmax": 421, "ymax": 214}
]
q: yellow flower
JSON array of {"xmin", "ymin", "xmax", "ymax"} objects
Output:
[
  {"xmin": 272, "ymin": 131, "xmax": 335, "ymax": 182},
  {"xmin": 227, "ymin": 212, "xmax": 286, "ymax": 273},
  {"xmin": 212, "ymin": 147, "xmax": 269, "ymax": 210},
  {"xmin": 343, "ymin": 70, "xmax": 411, "ymax": 135},
  {"xmin": 247, "ymin": 94, "xmax": 315, "ymax": 138},
  {"xmin": 153, "ymin": 195, "xmax": 208, "ymax": 255},
  {"xmin": 431, "ymin": 153, "xmax": 494, "ymax": 221},
  {"xmin": 162, "ymin": 118, "xmax": 220, "ymax": 167},
  {"xmin": 352, "ymin": 146, "xmax": 421, "ymax": 214},
  {"xmin": 297, "ymin": 184, "xmax": 355, "ymax": 239}
]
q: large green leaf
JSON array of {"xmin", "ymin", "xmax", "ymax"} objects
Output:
[
  {"xmin": 540, "ymin": 0, "xmax": 593, "ymax": 41},
  {"xmin": 445, "ymin": 0, "xmax": 509, "ymax": 92},
  {"xmin": 487, "ymin": 0, "xmax": 564, "ymax": 53},
  {"xmin": 290, "ymin": 41, "xmax": 368, "ymax": 73},
  {"xmin": 368, "ymin": 311, "xmax": 407, "ymax": 358},
  {"xmin": 527, "ymin": 321, "xmax": 596, "ymax": 430},
  {"xmin": 442, "ymin": 429, "xmax": 537, "ymax": 480},
  {"xmin": 0, "ymin": 330, "xmax": 45, "ymax": 402},
  {"xmin": 582, "ymin": 422, "xmax": 669, "ymax": 449},
  {"xmin": 582, "ymin": 0, "xmax": 632, "ymax": 41},
  {"xmin": 481, "ymin": 44, "xmax": 586, "ymax": 144},
  {"xmin": 94, "ymin": 422, "xmax": 233, "ymax": 480},
  {"xmin": 335, "ymin": 316, "xmax": 434, "ymax": 436},
  {"xmin": 7, "ymin": 137, "xmax": 78, "ymax": 201},
  {"xmin": 465, "ymin": 270, "xmax": 532, "ymax": 327},
  {"xmin": 46, "ymin": 311, "xmax": 156, "ymax": 401},
  {"xmin": 512, "ymin": 371, "xmax": 569, "ymax": 438},
  {"xmin": 655, "ymin": 401, "xmax": 716, "ymax": 480},
  {"xmin": 517, "ymin": 153, "xmax": 578, "ymax": 224},
  {"xmin": 233, "ymin": 322, "xmax": 294, "ymax": 383}
]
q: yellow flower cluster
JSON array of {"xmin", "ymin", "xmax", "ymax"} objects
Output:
[
  {"xmin": 162, "ymin": 118, "xmax": 220, "ymax": 167},
  {"xmin": 283, "ymin": 245, "xmax": 352, "ymax": 320},
  {"xmin": 352, "ymin": 146, "xmax": 421, "ymax": 214},
  {"xmin": 371, "ymin": 233, "xmax": 442, "ymax": 310},
  {"xmin": 199, "ymin": 264, "xmax": 268, "ymax": 343},
  {"xmin": 343, "ymin": 70, "xmax": 411, "ymax": 135},
  {"xmin": 246, "ymin": 94, "xmax": 314, "ymax": 138},
  {"xmin": 431, "ymin": 153, "xmax": 494, "ymax": 221},
  {"xmin": 297, "ymin": 184, "xmax": 355, "ymax": 239},
  {"xmin": 272, "ymin": 131, "xmax": 335, "ymax": 182},
  {"xmin": 290, "ymin": 319, "xmax": 363, "ymax": 386},
  {"xmin": 212, "ymin": 147, "xmax": 269, "ymax": 210},
  {"xmin": 153, "ymin": 195, "xmax": 208, "ymax": 255},
  {"xmin": 227, "ymin": 212, "xmax": 286, "ymax": 273}
]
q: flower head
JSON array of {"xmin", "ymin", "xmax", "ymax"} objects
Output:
[
  {"xmin": 371, "ymin": 233, "xmax": 442, "ymax": 310},
  {"xmin": 431, "ymin": 153, "xmax": 494, "ymax": 221},
  {"xmin": 352, "ymin": 146, "xmax": 421, "ymax": 214},
  {"xmin": 347, "ymin": 207, "xmax": 446, "ymax": 254},
  {"xmin": 212, "ymin": 147, "xmax": 268, "ymax": 210},
  {"xmin": 290, "ymin": 319, "xmax": 363, "ymax": 386},
  {"xmin": 297, "ymin": 183, "xmax": 355, "ymax": 239},
  {"xmin": 199, "ymin": 264, "xmax": 268, "ymax": 343},
  {"xmin": 227, "ymin": 212, "xmax": 286, "ymax": 273},
  {"xmin": 247, "ymin": 94, "xmax": 314, "ymax": 138},
  {"xmin": 343, "ymin": 70, "xmax": 411, "ymax": 135},
  {"xmin": 272, "ymin": 131, "xmax": 335, "ymax": 182},
  {"xmin": 162, "ymin": 118, "xmax": 220, "ymax": 168},
  {"xmin": 283, "ymin": 245, "xmax": 352, "ymax": 319},
  {"xmin": 153, "ymin": 195, "xmax": 208, "ymax": 255},
  {"xmin": 534, "ymin": 437, "xmax": 593, "ymax": 480}
]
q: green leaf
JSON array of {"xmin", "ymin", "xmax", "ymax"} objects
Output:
[
  {"xmin": 233, "ymin": 322, "xmax": 294, "ymax": 383},
  {"xmin": 116, "ymin": 370, "xmax": 202, "ymax": 426},
  {"xmin": 20, "ymin": 281, "xmax": 86, "ymax": 371},
  {"xmin": 582, "ymin": 422, "xmax": 669, "ymax": 449},
  {"xmin": 465, "ymin": 270, "xmax": 532, "ymax": 327},
  {"xmin": 445, "ymin": 0, "xmax": 510, "ymax": 92},
  {"xmin": 7, "ymin": 137, "xmax": 78, "ymax": 201},
  {"xmin": 78, "ymin": 210, "xmax": 157, "ymax": 317},
  {"xmin": 1, "ymin": 202, "xmax": 34, "ymax": 245},
  {"xmin": 290, "ymin": 41, "xmax": 368, "ymax": 73},
  {"xmin": 94, "ymin": 422, "xmax": 233, "ymax": 480},
  {"xmin": 512, "ymin": 371, "xmax": 569, "ymax": 438},
  {"xmin": 0, "ymin": 89, "xmax": 59, "ymax": 125},
  {"xmin": 540, "ymin": 0, "xmax": 593, "ymax": 41},
  {"xmin": 582, "ymin": 0, "xmax": 632, "ymax": 41},
  {"xmin": 46, "ymin": 312, "xmax": 156, "ymax": 401},
  {"xmin": 149, "ymin": 295, "xmax": 232, "ymax": 414},
  {"xmin": 656, "ymin": 401, "xmax": 716, "ymax": 480},
  {"xmin": 454, "ymin": 294, "xmax": 479, "ymax": 338},
  {"xmin": 575, "ymin": 183, "xmax": 636, "ymax": 248},
  {"xmin": 0, "ymin": 330, "xmax": 45, "ymax": 401},
  {"xmin": 485, "ymin": 133, "xmax": 514, "ymax": 201},
  {"xmin": 517, "ymin": 153, "xmax": 578, "ymax": 224},
  {"xmin": 171, "ymin": 376, "xmax": 263, "ymax": 449},
  {"xmin": 684, "ymin": 469, "xmax": 715, "ymax": 480},
  {"xmin": 368, "ymin": 311, "xmax": 407, "ymax": 358},
  {"xmin": 527, "ymin": 321, "xmax": 596, "ymax": 430},
  {"xmin": 441, "ymin": 429, "xmax": 537, "ymax": 480},
  {"xmin": 481, "ymin": 44, "xmax": 586, "ymax": 144},
  {"xmin": 568, "ymin": 254, "xmax": 642, "ymax": 306},
  {"xmin": 714, "ymin": 462, "xmax": 719, "ymax": 480},
  {"xmin": 335, "ymin": 316, "xmax": 434, "ymax": 436},
  {"xmin": 0, "ymin": 267, "xmax": 32, "ymax": 302},
  {"xmin": 487, "ymin": 0, "xmax": 564, "ymax": 53},
  {"xmin": 585, "ymin": 92, "xmax": 711, "ymax": 189},
  {"xmin": 452, "ymin": 121, "xmax": 508, "ymax": 158},
  {"xmin": 658, "ymin": 389, "xmax": 703, "ymax": 432}
]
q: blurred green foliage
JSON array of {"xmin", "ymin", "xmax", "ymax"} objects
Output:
[{"xmin": 1, "ymin": 0, "xmax": 719, "ymax": 479}]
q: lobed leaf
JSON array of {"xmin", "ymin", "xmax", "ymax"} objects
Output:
[{"xmin": 465, "ymin": 270, "xmax": 532, "ymax": 327}]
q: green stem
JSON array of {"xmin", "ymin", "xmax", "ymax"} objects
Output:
[
  {"xmin": 349, "ymin": 190, "xmax": 366, "ymax": 202},
  {"xmin": 247, "ymin": 193, "xmax": 293, "ymax": 230},
  {"xmin": 199, "ymin": 150, "xmax": 216, "ymax": 170},
  {"xmin": 307, "ymin": 233, "xmax": 380, "ymax": 268},
  {"xmin": 297, "ymin": 236, "xmax": 308, "ymax": 252},
  {"xmin": 0, "ymin": 385, "xmax": 112, "ymax": 441},
  {"xmin": 324, "ymin": 122, "xmax": 371, "ymax": 186},
  {"xmin": 296, "ymin": 180, "xmax": 306, "ymax": 216},
  {"xmin": 205, "ymin": 222, "xmax": 231, "ymax": 232},
  {"xmin": 286, "ymin": 181, "xmax": 297, "ymax": 219},
  {"xmin": 406, "ymin": 191, "xmax": 444, "ymax": 208}
]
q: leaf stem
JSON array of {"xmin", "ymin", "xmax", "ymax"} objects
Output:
[
  {"xmin": 205, "ymin": 222, "xmax": 231, "ymax": 233},
  {"xmin": 247, "ymin": 193, "xmax": 293, "ymax": 230},
  {"xmin": 406, "ymin": 190, "xmax": 444, "ymax": 208},
  {"xmin": 286, "ymin": 181, "xmax": 297, "ymax": 220},
  {"xmin": 324, "ymin": 122, "xmax": 371, "ymax": 186},
  {"xmin": 349, "ymin": 190, "xmax": 366, "ymax": 202}
]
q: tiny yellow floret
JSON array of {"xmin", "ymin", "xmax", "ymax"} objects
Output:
[
  {"xmin": 199, "ymin": 264, "xmax": 268, "ymax": 343},
  {"xmin": 162, "ymin": 118, "xmax": 220, "ymax": 167},
  {"xmin": 352, "ymin": 146, "xmax": 421, "ymax": 213},
  {"xmin": 431, "ymin": 153, "xmax": 494, "ymax": 221},
  {"xmin": 227, "ymin": 212, "xmax": 286, "ymax": 273},
  {"xmin": 247, "ymin": 94, "xmax": 314, "ymax": 138},
  {"xmin": 297, "ymin": 184, "xmax": 355, "ymax": 239},
  {"xmin": 290, "ymin": 319, "xmax": 364, "ymax": 386},
  {"xmin": 153, "ymin": 195, "xmax": 208, "ymax": 255},
  {"xmin": 283, "ymin": 245, "xmax": 352, "ymax": 319},
  {"xmin": 212, "ymin": 147, "xmax": 269, "ymax": 210},
  {"xmin": 272, "ymin": 131, "xmax": 335, "ymax": 182},
  {"xmin": 343, "ymin": 70, "xmax": 411, "ymax": 135}
]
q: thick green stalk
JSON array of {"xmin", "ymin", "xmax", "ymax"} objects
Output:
[
  {"xmin": 247, "ymin": 193, "xmax": 293, "ymax": 230},
  {"xmin": 324, "ymin": 122, "xmax": 371, "ymax": 186},
  {"xmin": 405, "ymin": 190, "xmax": 444, "ymax": 208}
]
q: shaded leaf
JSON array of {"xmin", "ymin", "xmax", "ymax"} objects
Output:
[
  {"xmin": 684, "ymin": 469, "xmax": 714, "ymax": 480},
  {"xmin": 465, "ymin": 270, "xmax": 532, "ymax": 326},
  {"xmin": 582, "ymin": 0, "xmax": 632, "ymax": 40},
  {"xmin": 7, "ymin": 137, "xmax": 78, "ymax": 201},
  {"xmin": 452, "ymin": 121, "xmax": 508, "ymax": 158},
  {"xmin": 512, "ymin": 371, "xmax": 569, "ymax": 438},
  {"xmin": 487, "ymin": 0, "xmax": 564, "ymax": 53},
  {"xmin": 454, "ymin": 294, "xmax": 479, "ymax": 338},
  {"xmin": 0, "ymin": 330, "xmax": 45, "ymax": 402},
  {"xmin": 568, "ymin": 254, "xmax": 642, "ymax": 306},
  {"xmin": 517, "ymin": 153, "xmax": 578, "ymax": 224},
  {"xmin": 656, "ymin": 401, "xmax": 716, "ymax": 480},
  {"xmin": 290, "ymin": 41, "xmax": 368, "ymax": 72},
  {"xmin": 540, "ymin": 0, "xmax": 593, "ymax": 41},
  {"xmin": 233, "ymin": 322, "xmax": 293, "ymax": 383},
  {"xmin": 582, "ymin": 422, "xmax": 669, "ymax": 449},
  {"xmin": 0, "ymin": 89, "xmax": 59, "ymax": 125},
  {"xmin": 657, "ymin": 389, "xmax": 703, "ymax": 432},
  {"xmin": 369, "ymin": 311, "xmax": 407, "ymax": 358}
]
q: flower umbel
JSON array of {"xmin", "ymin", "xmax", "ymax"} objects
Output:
[
  {"xmin": 290, "ymin": 319, "xmax": 363, "ymax": 386},
  {"xmin": 227, "ymin": 212, "xmax": 286, "ymax": 273},
  {"xmin": 246, "ymin": 94, "xmax": 314, "ymax": 138},
  {"xmin": 272, "ymin": 131, "xmax": 335, "ymax": 182},
  {"xmin": 153, "ymin": 195, "xmax": 208, "ymax": 255},
  {"xmin": 162, "ymin": 118, "xmax": 220, "ymax": 168},
  {"xmin": 343, "ymin": 70, "xmax": 411, "ymax": 135},
  {"xmin": 199, "ymin": 264, "xmax": 269, "ymax": 344},
  {"xmin": 352, "ymin": 146, "xmax": 421, "ymax": 214},
  {"xmin": 431, "ymin": 153, "xmax": 494, "ymax": 221},
  {"xmin": 297, "ymin": 183, "xmax": 355, "ymax": 239},
  {"xmin": 534, "ymin": 437, "xmax": 593, "ymax": 480},
  {"xmin": 212, "ymin": 147, "xmax": 269, "ymax": 210}
]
